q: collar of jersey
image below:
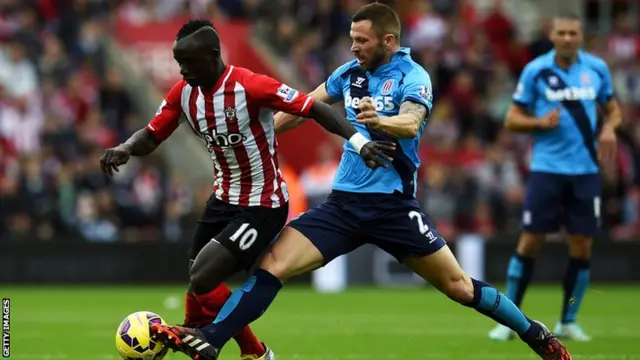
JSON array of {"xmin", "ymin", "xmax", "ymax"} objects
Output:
[
  {"xmin": 367, "ymin": 47, "xmax": 411, "ymax": 75},
  {"xmin": 548, "ymin": 49, "xmax": 585, "ymax": 70}
]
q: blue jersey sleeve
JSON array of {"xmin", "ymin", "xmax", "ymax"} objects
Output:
[
  {"xmin": 595, "ymin": 60, "xmax": 614, "ymax": 104},
  {"xmin": 513, "ymin": 62, "xmax": 538, "ymax": 108},
  {"xmin": 325, "ymin": 61, "xmax": 356, "ymax": 101},
  {"xmin": 398, "ymin": 69, "xmax": 433, "ymax": 114}
]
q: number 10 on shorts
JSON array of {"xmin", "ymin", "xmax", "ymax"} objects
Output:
[{"xmin": 229, "ymin": 223, "xmax": 258, "ymax": 250}]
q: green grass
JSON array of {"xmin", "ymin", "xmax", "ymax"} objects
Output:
[{"xmin": 3, "ymin": 285, "xmax": 640, "ymax": 359}]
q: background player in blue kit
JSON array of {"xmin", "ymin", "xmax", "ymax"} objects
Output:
[
  {"xmin": 488, "ymin": 12, "xmax": 622, "ymax": 342},
  {"xmin": 151, "ymin": 4, "xmax": 571, "ymax": 359}
]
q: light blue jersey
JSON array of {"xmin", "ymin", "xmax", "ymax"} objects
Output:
[
  {"xmin": 513, "ymin": 50, "xmax": 614, "ymax": 175},
  {"xmin": 325, "ymin": 47, "xmax": 433, "ymax": 197}
]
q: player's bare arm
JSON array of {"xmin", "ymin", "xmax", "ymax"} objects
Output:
[
  {"xmin": 598, "ymin": 98, "xmax": 622, "ymax": 161},
  {"xmin": 356, "ymin": 99, "xmax": 426, "ymax": 139},
  {"xmin": 307, "ymin": 100, "xmax": 395, "ymax": 168},
  {"xmin": 601, "ymin": 97, "xmax": 622, "ymax": 131},
  {"xmin": 274, "ymin": 82, "xmax": 336, "ymax": 134},
  {"xmin": 100, "ymin": 128, "xmax": 160, "ymax": 177},
  {"xmin": 504, "ymin": 104, "xmax": 560, "ymax": 132}
]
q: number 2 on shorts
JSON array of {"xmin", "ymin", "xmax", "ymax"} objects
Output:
[{"xmin": 409, "ymin": 210, "xmax": 437, "ymax": 243}]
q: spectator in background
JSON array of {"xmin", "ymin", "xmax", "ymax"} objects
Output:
[
  {"xmin": 300, "ymin": 143, "xmax": 340, "ymax": 209},
  {"xmin": 529, "ymin": 18, "xmax": 554, "ymax": 59},
  {"xmin": 474, "ymin": 143, "xmax": 524, "ymax": 232},
  {"xmin": 280, "ymin": 158, "xmax": 308, "ymax": 223},
  {"xmin": 0, "ymin": 0, "xmax": 177, "ymax": 243}
]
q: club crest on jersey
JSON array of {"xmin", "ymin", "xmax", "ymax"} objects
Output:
[
  {"xmin": 224, "ymin": 106, "xmax": 237, "ymax": 123},
  {"xmin": 380, "ymin": 79, "xmax": 394, "ymax": 95},
  {"xmin": 581, "ymin": 72, "xmax": 590, "ymax": 85},
  {"xmin": 277, "ymin": 84, "xmax": 299, "ymax": 103},
  {"xmin": 548, "ymin": 75, "xmax": 559, "ymax": 87}
]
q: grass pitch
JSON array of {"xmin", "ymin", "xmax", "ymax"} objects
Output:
[{"xmin": 3, "ymin": 284, "xmax": 640, "ymax": 359}]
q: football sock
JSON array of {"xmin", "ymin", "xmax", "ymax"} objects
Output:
[
  {"xmin": 465, "ymin": 278, "xmax": 541, "ymax": 339},
  {"xmin": 561, "ymin": 258, "xmax": 590, "ymax": 324},
  {"xmin": 184, "ymin": 292, "xmax": 211, "ymax": 327},
  {"xmin": 195, "ymin": 284, "xmax": 265, "ymax": 356},
  {"xmin": 194, "ymin": 283, "xmax": 232, "ymax": 315},
  {"xmin": 505, "ymin": 253, "xmax": 535, "ymax": 307},
  {"xmin": 202, "ymin": 269, "xmax": 283, "ymax": 349}
]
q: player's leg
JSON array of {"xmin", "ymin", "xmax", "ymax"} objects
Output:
[
  {"xmin": 369, "ymin": 205, "xmax": 570, "ymax": 359},
  {"xmin": 490, "ymin": 172, "xmax": 562, "ymax": 340},
  {"xmin": 185, "ymin": 195, "xmax": 236, "ymax": 327},
  {"xmin": 555, "ymin": 174, "xmax": 600, "ymax": 341},
  {"xmin": 152, "ymin": 201, "xmax": 300, "ymax": 359},
  {"xmin": 198, "ymin": 197, "xmax": 364, "ymax": 352},
  {"xmin": 184, "ymin": 224, "xmax": 230, "ymax": 328},
  {"xmin": 185, "ymin": 198, "xmax": 268, "ymax": 358},
  {"xmin": 404, "ymin": 247, "xmax": 570, "ymax": 359}
]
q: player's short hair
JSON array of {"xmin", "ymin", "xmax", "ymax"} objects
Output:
[
  {"xmin": 351, "ymin": 2, "xmax": 401, "ymax": 42},
  {"xmin": 176, "ymin": 19, "xmax": 217, "ymax": 41},
  {"xmin": 554, "ymin": 10, "xmax": 581, "ymax": 22}
]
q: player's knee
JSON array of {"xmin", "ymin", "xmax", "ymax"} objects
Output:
[
  {"xmin": 442, "ymin": 273, "xmax": 474, "ymax": 304},
  {"xmin": 258, "ymin": 227, "xmax": 324, "ymax": 282},
  {"xmin": 189, "ymin": 265, "xmax": 212, "ymax": 294},
  {"xmin": 568, "ymin": 235, "xmax": 592, "ymax": 259},
  {"xmin": 189, "ymin": 259, "xmax": 224, "ymax": 294},
  {"xmin": 516, "ymin": 232, "xmax": 545, "ymax": 257},
  {"xmin": 259, "ymin": 250, "xmax": 290, "ymax": 282}
]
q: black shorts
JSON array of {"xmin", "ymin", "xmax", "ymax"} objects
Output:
[
  {"xmin": 189, "ymin": 194, "xmax": 289, "ymax": 270},
  {"xmin": 522, "ymin": 172, "xmax": 601, "ymax": 236},
  {"xmin": 288, "ymin": 191, "xmax": 447, "ymax": 264}
]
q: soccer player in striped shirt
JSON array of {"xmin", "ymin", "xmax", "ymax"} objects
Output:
[{"xmin": 100, "ymin": 19, "xmax": 394, "ymax": 360}]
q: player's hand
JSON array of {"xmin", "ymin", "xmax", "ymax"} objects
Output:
[
  {"xmin": 538, "ymin": 106, "xmax": 561, "ymax": 130},
  {"xmin": 356, "ymin": 97, "xmax": 380, "ymax": 127},
  {"xmin": 359, "ymin": 141, "xmax": 395, "ymax": 169},
  {"xmin": 598, "ymin": 125, "xmax": 617, "ymax": 162},
  {"xmin": 100, "ymin": 144, "xmax": 132, "ymax": 177}
]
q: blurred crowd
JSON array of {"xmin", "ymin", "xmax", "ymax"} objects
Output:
[
  {"xmin": 0, "ymin": 0, "xmax": 191, "ymax": 243},
  {"xmin": 1, "ymin": 0, "xmax": 639, "ymax": 244}
]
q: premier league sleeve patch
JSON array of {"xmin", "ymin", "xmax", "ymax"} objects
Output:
[
  {"xmin": 419, "ymin": 85, "xmax": 432, "ymax": 103},
  {"xmin": 276, "ymin": 84, "xmax": 300, "ymax": 103}
]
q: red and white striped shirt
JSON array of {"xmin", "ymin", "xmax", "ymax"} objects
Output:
[{"xmin": 146, "ymin": 65, "xmax": 315, "ymax": 208}]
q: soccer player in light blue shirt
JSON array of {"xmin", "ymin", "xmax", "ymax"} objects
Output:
[
  {"xmin": 489, "ymin": 11, "xmax": 621, "ymax": 342},
  {"xmin": 151, "ymin": 4, "xmax": 572, "ymax": 359}
]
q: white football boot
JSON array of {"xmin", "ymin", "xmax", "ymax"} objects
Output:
[
  {"xmin": 554, "ymin": 322, "xmax": 592, "ymax": 342},
  {"xmin": 488, "ymin": 324, "xmax": 516, "ymax": 341}
]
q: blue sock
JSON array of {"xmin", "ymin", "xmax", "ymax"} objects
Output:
[
  {"xmin": 505, "ymin": 254, "xmax": 535, "ymax": 307},
  {"xmin": 561, "ymin": 258, "xmax": 590, "ymax": 324},
  {"xmin": 464, "ymin": 278, "xmax": 541, "ymax": 339},
  {"xmin": 200, "ymin": 269, "xmax": 282, "ymax": 348}
]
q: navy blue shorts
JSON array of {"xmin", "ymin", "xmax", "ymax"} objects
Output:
[
  {"xmin": 288, "ymin": 191, "xmax": 447, "ymax": 264},
  {"xmin": 522, "ymin": 172, "xmax": 601, "ymax": 236}
]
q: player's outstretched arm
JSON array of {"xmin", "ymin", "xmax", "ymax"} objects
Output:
[
  {"xmin": 274, "ymin": 82, "xmax": 337, "ymax": 134},
  {"xmin": 356, "ymin": 99, "xmax": 426, "ymax": 139},
  {"xmin": 100, "ymin": 128, "xmax": 160, "ymax": 176},
  {"xmin": 308, "ymin": 100, "xmax": 395, "ymax": 168}
]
